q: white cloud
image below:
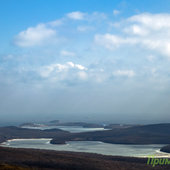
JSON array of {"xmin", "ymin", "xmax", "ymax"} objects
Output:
[
  {"xmin": 75, "ymin": 64, "xmax": 87, "ymax": 70},
  {"xmin": 128, "ymin": 13, "xmax": 170, "ymax": 30},
  {"xmin": 60, "ymin": 50, "xmax": 76, "ymax": 57},
  {"xmin": 14, "ymin": 24, "xmax": 56, "ymax": 47},
  {"xmin": 39, "ymin": 62, "xmax": 87, "ymax": 78},
  {"xmin": 67, "ymin": 11, "xmax": 86, "ymax": 20},
  {"xmin": 95, "ymin": 13, "xmax": 170, "ymax": 57},
  {"xmin": 126, "ymin": 13, "xmax": 170, "ymax": 57},
  {"xmin": 123, "ymin": 24, "xmax": 148, "ymax": 36},
  {"xmin": 95, "ymin": 33, "xmax": 137, "ymax": 49},
  {"xmin": 14, "ymin": 11, "xmax": 108, "ymax": 48},
  {"xmin": 113, "ymin": 70, "xmax": 135, "ymax": 77},
  {"xmin": 48, "ymin": 19, "xmax": 63, "ymax": 27},
  {"xmin": 113, "ymin": 10, "xmax": 120, "ymax": 16},
  {"xmin": 67, "ymin": 11, "xmax": 106, "ymax": 21}
]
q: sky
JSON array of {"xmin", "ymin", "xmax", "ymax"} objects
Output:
[{"xmin": 0, "ymin": 0, "xmax": 170, "ymax": 124}]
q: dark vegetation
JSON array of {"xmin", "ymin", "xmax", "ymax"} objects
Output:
[
  {"xmin": 51, "ymin": 123, "xmax": 170, "ymax": 145},
  {"xmin": 0, "ymin": 126, "xmax": 69, "ymax": 144},
  {"xmin": 160, "ymin": 144, "xmax": 170, "ymax": 153},
  {"xmin": 0, "ymin": 147, "xmax": 169, "ymax": 170},
  {"xmin": 104, "ymin": 123, "xmax": 135, "ymax": 129},
  {"xmin": 51, "ymin": 122, "xmax": 104, "ymax": 128}
]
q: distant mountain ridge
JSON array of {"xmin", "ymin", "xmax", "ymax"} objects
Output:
[
  {"xmin": 50, "ymin": 123, "xmax": 170, "ymax": 145},
  {"xmin": 1, "ymin": 123, "xmax": 170, "ymax": 147}
]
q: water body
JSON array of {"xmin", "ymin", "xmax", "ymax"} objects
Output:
[
  {"xmin": 21, "ymin": 125, "xmax": 108, "ymax": 133},
  {"xmin": 1, "ymin": 139, "xmax": 169, "ymax": 157}
]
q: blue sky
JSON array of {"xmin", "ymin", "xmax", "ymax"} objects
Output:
[{"xmin": 0, "ymin": 0, "xmax": 170, "ymax": 124}]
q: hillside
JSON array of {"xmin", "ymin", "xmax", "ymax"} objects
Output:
[
  {"xmin": 0, "ymin": 126, "xmax": 69, "ymax": 144},
  {"xmin": 51, "ymin": 123, "xmax": 170, "ymax": 144},
  {"xmin": 160, "ymin": 144, "xmax": 170, "ymax": 153},
  {"xmin": 0, "ymin": 147, "xmax": 168, "ymax": 170},
  {"xmin": 1, "ymin": 123, "xmax": 170, "ymax": 146}
]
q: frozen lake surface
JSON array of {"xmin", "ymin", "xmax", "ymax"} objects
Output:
[
  {"xmin": 21, "ymin": 125, "xmax": 108, "ymax": 133},
  {"xmin": 1, "ymin": 138, "xmax": 169, "ymax": 157}
]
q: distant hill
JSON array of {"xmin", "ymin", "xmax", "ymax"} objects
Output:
[
  {"xmin": 47, "ymin": 121, "xmax": 104, "ymax": 128},
  {"xmin": 0, "ymin": 126, "xmax": 69, "ymax": 144},
  {"xmin": 20, "ymin": 121, "xmax": 105, "ymax": 128},
  {"xmin": 1, "ymin": 123, "xmax": 170, "ymax": 146},
  {"xmin": 49, "ymin": 120, "xmax": 60, "ymax": 124},
  {"xmin": 51, "ymin": 123, "xmax": 170, "ymax": 145},
  {"xmin": 160, "ymin": 144, "xmax": 170, "ymax": 153}
]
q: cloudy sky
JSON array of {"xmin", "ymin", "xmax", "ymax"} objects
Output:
[{"xmin": 0, "ymin": 0, "xmax": 170, "ymax": 124}]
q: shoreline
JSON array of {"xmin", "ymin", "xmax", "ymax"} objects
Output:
[
  {"xmin": 140, "ymin": 149, "xmax": 170, "ymax": 158},
  {"xmin": 0, "ymin": 138, "xmax": 52, "ymax": 145},
  {"xmin": 6, "ymin": 138, "xmax": 52, "ymax": 142},
  {"xmin": 1, "ymin": 138, "xmax": 170, "ymax": 158}
]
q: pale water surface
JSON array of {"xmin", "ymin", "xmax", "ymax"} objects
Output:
[
  {"xmin": 21, "ymin": 126, "xmax": 107, "ymax": 133},
  {"xmin": 3, "ymin": 126, "xmax": 170, "ymax": 157},
  {"xmin": 1, "ymin": 139, "xmax": 170, "ymax": 157}
]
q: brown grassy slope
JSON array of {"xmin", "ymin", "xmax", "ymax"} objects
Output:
[{"xmin": 0, "ymin": 147, "xmax": 169, "ymax": 170}]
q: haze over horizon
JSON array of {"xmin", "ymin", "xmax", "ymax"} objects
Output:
[{"xmin": 0, "ymin": 0, "xmax": 170, "ymax": 124}]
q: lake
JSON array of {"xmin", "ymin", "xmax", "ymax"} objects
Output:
[
  {"xmin": 21, "ymin": 125, "xmax": 108, "ymax": 133},
  {"xmin": 2, "ymin": 126, "xmax": 170, "ymax": 157},
  {"xmin": 1, "ymin": 139, "xmax": 170, "ymax": 157}
]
